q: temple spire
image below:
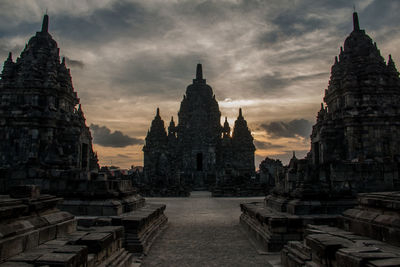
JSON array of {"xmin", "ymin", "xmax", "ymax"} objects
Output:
[
  {"xmin": 388, "ymin": 54, "xmax": 399, "ymax": 73},
  {"xmin": 156, "ymin": 107, "xmax": 160, "ymax": 117},
  {"xmin": 353, "ymin": 12, "xmax": 360, "ymax": 31},
  {"xmin": 7, "ymin": 52, "xmax": 12, "ymax": 62},
  {"xmin": 196, "ymin": 63, "xmax": 203, "ymax": 80},
  {"xmin": 239, "ymin": 108, "xmax": 243, "ymax": 118},
  {"xmin": 41, "ymin": 14, "xmax": 49, "ymax": 33}
]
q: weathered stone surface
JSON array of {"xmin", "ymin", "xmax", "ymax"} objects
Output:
[
  {"xmin": 340, "ymin": 192, "xmax": 400, "ymax": 247},
  {"xmin": 282, "ymin": 224, "xmax": 400, "ymax": 267}
]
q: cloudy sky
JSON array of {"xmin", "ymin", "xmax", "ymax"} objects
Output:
[{"xmin": 1, "ymin": 0, "xmax": 399, "ymax": 169}]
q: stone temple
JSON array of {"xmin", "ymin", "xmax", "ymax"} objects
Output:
[
  {"xmin": 143, "ymin": 64, "xmax": 256, "ymax": 189},
  {"xmin": 0, "ymin": 15, "xmax": 167, "ymax": 266},
  {"xmin": 0, "ymin": 14, "xmax": 98, "ymax": 190},
  {"xmin": 241, "ymin": 11, "xmax": 400, "ymax": 255}
]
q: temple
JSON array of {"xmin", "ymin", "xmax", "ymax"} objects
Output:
[
  {"xmin": 241, "ymin": 11, "xmax": 400, "ymax": 254},
  {"xmin": 0, "ymin": 15, "xmax": 167, "ymax": 265},
  {"xmin": 143, "ymin": 64, "xmax": 256, "ymax": 190},
  {"xmin": 0, "ymin": 14, "xmax": 99, "ymax": 188}
]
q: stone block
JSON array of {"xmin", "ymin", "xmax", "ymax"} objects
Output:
[
  {"xmin": 0, "ymin": 234, "xmax": 25, "ymax": 262},
  {"xmin": 41, "ymin": 211, "xmax": 74, "ymax": 225},
  {"xmin": 27, "ymin": 217, "xmax": 48, "ymax": 229},
  {"xmin": 8, "ymin": 251, "xmax": 44, "ymax": 263},
  {"xmin": 76, "ymin": 216, "xmax": 98, "ymax": 227},
  {"xmin": 76, "ymin": 232, "xmax": 113, "ymax": 253},
  {"xmin": 0, "ymin": 262, "xmax": 34, "ymax": 267},
  {"xmin": 25, "ymin": 230, "xmax": 39, "ymax": 250},
  {"xmin": 0, "ymin": 204, "xmax": 28, "ymax": 221},
  {"xmin": 53, "ymin": 245, "xmax": 88, "ymax": 266},
  {"xmin": 367, "ymin": 258, "xmax": 400, "ymax": 266},
  {"xmin": 36, "ymin": 252, "xmax": 79, "ymax": 267},
  {"xmin": 9, "ymin": 185, "xmax": 40, "ymax": 199},
  {"xmin": 38, "ymin": 225, "xmax": 56, "ymax": 245},
  {"xmin": 56, "ymin": 219, "xmax": 77, "ymax": 237}
]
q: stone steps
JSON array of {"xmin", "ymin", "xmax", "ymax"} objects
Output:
[{"xmin": 282, "ymin": 225, "xmax": 400, "ymax": 267}]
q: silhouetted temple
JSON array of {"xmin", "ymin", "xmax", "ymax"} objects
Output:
[
  {"xmin": 0, "ymin": 15, "xmax": 98, "ymax": 189},
  {"xmin": 241, "ymin": 12, "xmax": 400, "ymax": 256},
  {"xmin": 143, "ymin": 64, "xmax": 255, "ymax": 188}
]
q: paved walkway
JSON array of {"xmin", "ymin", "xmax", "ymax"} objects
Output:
[{"xmin": 142, "ymin": 191, "xmax": 280, "ymax": 267}]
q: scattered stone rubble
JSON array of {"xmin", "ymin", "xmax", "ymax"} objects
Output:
[{"xmin": 240, "ymin": 12, "xmax": 400, "ymax": 258}]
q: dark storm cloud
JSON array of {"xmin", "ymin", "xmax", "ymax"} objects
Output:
[
  {"xmin": 90, "ymin": 124, "xmax": 143, "ymax": 148},
  {"xmin": 65, "ymin": 57, "xmax": 84, "ymax": 69},
  {"xmin": 254, "ymin": 140, "xmax": 284, "ymax": 150},
  {"xmin": 260, "ymin": 119, "xmax": 313, "ymax": 139},
  {"xmin": 252, "ymin": 72, "xmax": 329, "ymax": 94},
  {"xmin": 50, "ymin": 1, "xmax": 174, "ymax": 45}
]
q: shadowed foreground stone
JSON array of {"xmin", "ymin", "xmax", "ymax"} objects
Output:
[
  {"xmin": 0, "ymin": 185, "xmax": 137, "ymax": 267},
  {"xmin": 282, "ymin": 192, "xmax": 400, "ymax": 267}
]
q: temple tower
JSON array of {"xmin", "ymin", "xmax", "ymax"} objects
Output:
[
  {"xmin": 310, "ymin": 12, "xmax": 400, "ymax": 192},
  {"xmin": 0, "ymin": 15, "xmax": 98, "ymax": 188},
  {"xmin": 143, "ymin": 108, "xmax": 169, "ymax": 183},
  {"xmin": 232, "ymin": 108, "xmax": 256, "ymax": 177},
  {"xmin": 176, "ymin": 64, "xmax": 222, "ymax": 187},
  {"xmin": 143, "ymin": 64, "xmax": 256, "ymax": 188}
]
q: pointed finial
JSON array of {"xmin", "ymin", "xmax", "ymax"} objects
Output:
[
  {"xmin": 239, "ymin": 108, "xmax": 243, "ymax": 117},
  {"xmin": 292, "ymin": 151, "xmax": 296, "ymax": 158},
  {"xmin": 353, "ymin": 11, "xmax": 360, "ymax": 31},
  {"xmin": 321, "ymin": 103, "xmax": 324, "ymax": 110},
  {"xmin": 335, "ymin": 56, "xmax": 338, "ymax": 64},
  {"xmin": 388, "ymin": 54, "xmax": 398, "ymax": 72},
  {"xmin": 196, "ymin": 63, "xmax": 203, "ymax": 80},
  {"xmin": 340, "ymin": 46, "xmax": 343, "ymax": 53},
  {"xmin": 171, "ymin": 116, "xmax": 174, "ymax": 122},
  {"xmin": 225, "ymin": 116, "xmax": 228, "ymax": 122},
  {"xmin": 62, "ymin": 57, "xmax": 66, "ymax": 65},
  {"xmin": 156, "ymin": 107, "xmax": 160, "ymax": 117},
  {"xmin": 41, "ymin": 14, "xmax": 49, "ymax": 33},
  {"xmin": 7, "ymin": 52, "xmax": 12, "ymax": 61}
]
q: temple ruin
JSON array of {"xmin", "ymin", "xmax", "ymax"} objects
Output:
[
  {"xmin": 241, "ymin": 11, "xmax": 400, "ymax": 257},
  {"xmin": 143, "ymin": 64, "xmax": 256, "ymax": 194},
  {"xmin": 0, "ymin": 15, "xmax": 167, "ymax": 266}
]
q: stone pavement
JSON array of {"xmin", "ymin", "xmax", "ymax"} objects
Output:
[{"xmin": 142, "ymin": 191, "xmax": 281, "ymax": 267}]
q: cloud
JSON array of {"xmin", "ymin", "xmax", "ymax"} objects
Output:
[
  {"xmin": 1, "ymin": 0, "xmax": 399, "ymax": 168},
  {"xmin": 65, "ymin": 56, "xmax": 84, "ymax": 68},
  {"xmin": 254, "ymin": 140, "xmax": 284, "ymax": 150},
  {"xmin": 117, "ymin": 154, "xmax": 130, "ymax": 158},
  {"xmin": 90, "ymin": 124, "xmax": 143, "ymax": 147},
  {"xmin": 260, "ymin": 119, "xmax": 313, "ymax": 139}
]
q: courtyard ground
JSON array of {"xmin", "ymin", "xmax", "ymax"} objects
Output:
[{"xmin": 141, "ymin": 191, "xmax": 281, "ymax": 267}]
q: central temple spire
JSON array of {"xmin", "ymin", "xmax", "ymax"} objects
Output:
[
  {"xmin": 353, "ymin": 12, "xmax": 360, "ymax": 31},
  {"xmin": 193, "ymin": 63, "xmax": 206, "ymax": 84},
  {"xmin": 41, "ymin": 14, "xmax": 49, "ymax": 33},
  {"xmin": 196, "ymin": 64, "xmax": 203, "ymax": 80}
]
